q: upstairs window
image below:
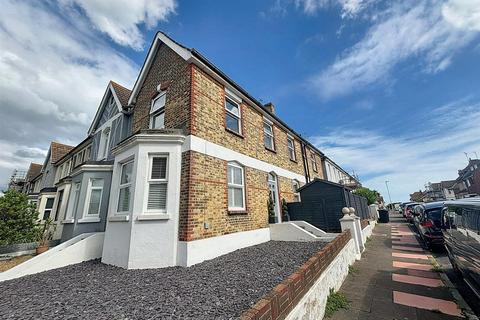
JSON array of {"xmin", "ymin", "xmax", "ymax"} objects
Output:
[
  {"xmin": 150, "ymin": 92, "xmax": 166, "ymax": 129},
  {"xmin": 147, "ymin": 156, "xmax": 168, "ymax": 212},
  {"xmin": 263, "ymin": 120, "xmax": 275, "ymax": 150},
  {"xmin": 225, "ymin": 97, "xmax": 241, "ymax": 134},
  {"xmin": 287, "ymin": 135, "xmax": 296, "ymax": 161},
  {"xmin": 311, "ymin": 153, "xmax": 318, "ymax": 172},
  {"xmin": 227, "ymin": 162, "xmax": 245, "ymax": 210},
  {"xmin": 117, "ymin": 160, "xmax": 134, "ymax": 213}
]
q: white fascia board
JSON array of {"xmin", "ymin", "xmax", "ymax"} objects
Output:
[{"xmin": 128, "ymin": 33, "xmax": 193, "ymax": 106}]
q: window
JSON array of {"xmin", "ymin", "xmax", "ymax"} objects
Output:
[
  {"xmin": 100, "ymin": 128, "xmax": 110, "ymax": 159},
  {"xmin": 84, "ymin": 146, "xmax": 91, "ymax": 162},
  {"xmin": 67, "ymin": 182, "xmax": 81, "ymax": 220},
  {"xmin": 85, "ymin": 179, "xmax": 104, "ymax": 217},
  {"xmin": 311, "ymin": 153, "xmax": 318, "ymax": 172},
  {"xmin": 292, "ymin": 180, "xmax": 301, "ymax": 202},
  {"xmin": 227, "ymin": 163, "xmax": 245, "ymax": 210},
  {"xmin": 55, "ymin": 190, "xmax": 64, "ymax": 221},
  {"xmin": 147, "ymin": 156, "xmax": 168, "ymax": 211},
  {"xmin": 43, "ymin": 197, "xmax": 55, "ymax": 220},
  {"xmin": 263, "ymin": 120, "xmax": 275, "ymax": 150},
  {"xmin": 117, "ymin": 161, "xmax": 134, "ymax": 213},
  {"xmin": 150, "ymin": 93, "xmax": 166, "ymax": 129},
  {"xmin": 287, "ymin": 136, "xmax": 296, "ymax": 161},
  {"xmin": 225, "ymin": 97, "xmax": 241, "ymax": 134}
]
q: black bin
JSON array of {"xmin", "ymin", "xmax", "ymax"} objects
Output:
[{"xmin": 378, "ymin": 209, "xmax": 389, "ymax": 223}]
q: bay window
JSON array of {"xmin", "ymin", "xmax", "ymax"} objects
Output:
[
  {"xmin": 85, "ymin": 178, "xmax": 104, "ymax": 217},
  {"xmin": 117, "ymin": 161, "xmax": 133, "ymax": 213}
]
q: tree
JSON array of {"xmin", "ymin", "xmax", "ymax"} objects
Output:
[
  {"xmin": 0, "ymin": 189, "xmax": 39, "ymax": 245},
  {"xmin": 353, "ymin": 187, "xmax": 380, "ymax": 205}
]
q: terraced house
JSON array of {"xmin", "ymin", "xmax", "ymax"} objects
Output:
[{"xmin": 20, "ymin": 32, "xmax": 358, "ymax": 270}]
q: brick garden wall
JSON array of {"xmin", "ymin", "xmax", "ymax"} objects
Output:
[{"xmin": 240, "ymin": 230, "xmax": 352, "ymax": 320}]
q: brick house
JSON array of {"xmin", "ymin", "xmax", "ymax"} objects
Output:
[
  {"xmin": 456, "ymin": 159, "xmax": 480, "ymax": 198},
  {"xmin": 100, "ymin": 32, "xmax": 355, "ymax": 269}
]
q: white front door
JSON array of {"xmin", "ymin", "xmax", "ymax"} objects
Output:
[{"xmin": 268, "ymin": 173, "xmax": 281, "ymax": 223}]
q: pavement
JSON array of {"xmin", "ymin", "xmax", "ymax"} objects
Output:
[{"xmin": 330, "ymin": 212, "xmax": 476, "ymax": 320}]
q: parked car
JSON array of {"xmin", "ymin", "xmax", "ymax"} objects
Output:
[
  {"xmin": 404, "ymin": 202, "xmax": 420, "ymax": 223},
  {"xmin": 413, "ymin": 202, "xmax": 444, "ymax": 247},
  {"xmin": 442, "ymin": 198, "xmax": 480, "ymax": 299}
]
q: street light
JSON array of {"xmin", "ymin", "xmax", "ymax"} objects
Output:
[{"xmin": 385, "ymin": 180, "xmax": 393, "ymax": 208}]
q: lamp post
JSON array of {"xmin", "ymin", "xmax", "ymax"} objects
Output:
[{"xmin": 385, "ymin": 180, "xmax": 393, "ymax": 208}]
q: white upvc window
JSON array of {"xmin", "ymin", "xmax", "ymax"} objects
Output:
[
  {"xmin": 311, "ymin": 153, "xmax": 318, "ymax": 172},
  {"xmin": 43, "ymin": 197, "xmax": 55, "ymax": 220},
  {"xmin": 117, "ymin": 160, "xmax": 134, "ymax": 214},
  {"xmin": 225, "ymin": 97, "xmax": 242, "ymax": 134},
  {"xmin": 263, "ymin": 119, "xmax": 275, "ymax": 150},
  {"xmin": 66, "ymin": 182, "xmax": 81, "ymax": 220},
  {"xmin": 146, "ymin": 155, "xmax": 168, "ymax": 212},
  {"xmin": 287, "ymin": 135, "xmax": 296, "ymax": 161},
  {"xmin": 150, "ymin": 92, "xmax": 166, "ymax": 129},
  {"xmin": 100, "ymin": 127, "xmax": 111, "ymax": 160},
  {"xmin": 227, "ymin": 162, "xmax": 246, "ymax": 210},
  {"xmin": 84, "ymin": 178, "xmax": 104, "ymax": 217},
  {"xmin": 292, "ymin": 180, "xmax": 301, "ymax": 202}
]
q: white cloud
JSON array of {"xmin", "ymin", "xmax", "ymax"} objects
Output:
[
  {"xmin": 311, "ymin": 0, "xmax": 480, "ymax": 99},
  {"xmin": 442, "ymin": 0, "xmax": 480, "ymax": 31},
  {"xmin": 311, "ymin": 98, "xmax": 480, "ymax": 202},
  {"xmin": 295, "ymin": 0, "xmax": 375, "ymax": 17},
  {"xmin": 0, "ymin": 0, "xmax": 142, "ymax": 186},
  {"xmin": 59, "ymin": 0, "xmax": 176, "ymax": 50}
]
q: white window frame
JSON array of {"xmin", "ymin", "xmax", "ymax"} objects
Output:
[
  {"xmin": 83, "ymin": 178, "xmax": 104, "ymax": 218},
  {"xmin": 144, "ymin": 155, "xmax": 169, "ymax": 213},
  {"xmin": 99, "ymin": 127, "xmax": 111, "ymax": 160},
  {"xmin": 263, "ymin": 119, "xmax": 275, "ymax": 150},
  {"xmin": 65, "ymin": 182, "xmax": 81, "ymax": 221},
  {"xmin": 116, "ymin": 160, "xmax": 134, "ymax": 215},
  {"xmin": 287, "ymin": 135, "xmax": 296, "ymax": 161},
  {"xmin": 150, "ymin": 92, "xmax": 166, "ymax": 129},
  {"xmin": 43, "ymin": 196, "xmax": 55, "ymax": 220},
  {"xmin": 225, "ymin": 96, "xmax": 242, "ymax": 135},
  {"xmin": 227, "ymin": 162, "xmax": 246, "ymax": 211}
]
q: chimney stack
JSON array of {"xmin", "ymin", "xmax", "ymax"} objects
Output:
[{"xmin": 264, "ymin": 102, "xmax": 275, "ymax": 114}]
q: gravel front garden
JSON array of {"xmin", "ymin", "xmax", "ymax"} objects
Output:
[{"xmin": 0, "ymin": 240, "xmax": 327, "ymax": 320}]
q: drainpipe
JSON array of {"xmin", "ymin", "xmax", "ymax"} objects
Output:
[{"xmin": 301, "ymin": 141, "xmax": 310, "ymax": 183}]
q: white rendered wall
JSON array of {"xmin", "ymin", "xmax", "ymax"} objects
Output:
[
  {"xmin": 0, "ymin": 233, "xmax": 104, "ymax": 282},
  {"xmin": 285, "ymin": 239, "xmax": 357, "ymax": 320},
  {"xmin": 102, "ymin": 134, "xmax": 183, "ymax": 269},
  {"xmin": 177, "ymin": 228, "xmax": 270, "ymax": 267}
]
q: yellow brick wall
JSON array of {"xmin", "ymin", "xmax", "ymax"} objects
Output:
[
  {"xmin": 178, "ymin": 151, "xmax": 300, "ymax": 241},
  {"xmin": 191, "ymin": 65, "xmax": 307, "ymax": 177}
]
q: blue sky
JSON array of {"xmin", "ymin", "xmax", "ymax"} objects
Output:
[{"xmin": 1, "ymin": 0, "xmax": 480, "ymax": 201}]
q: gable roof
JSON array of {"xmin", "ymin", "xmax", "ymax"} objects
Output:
[
  {"xmin": 87, "ymin": 81, "xmax": 132, "ymax": 135},
  {"xmin": 128, "ymin": 32, "xmax": 328, "ymax": 156},
  {"xmin": 50, "ymin": 142, "xmax": 74, "ymax": 163},
  {"xmin": 25, "ymin": 163, "xmax": 42, "ymax": 182}
]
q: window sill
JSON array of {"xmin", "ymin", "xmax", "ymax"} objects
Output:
[
  {"xmin": 225, "ymin": 128, "xmax": 244, "ymax": 139},
  {"xmin": 289, "ymin": 158, "xmax": 298, "ymax": 163},
  {"xmin": 265, "ymin": 146, "xmax": 276, "ymax": 154},
  {"xmin": 108, "ymin": 215, "xmax": 130, "ymax": 222},
  {"xmin": 137, "ymin": 214, "xmax": 170, "ymax": 221},
  {"xmin": 62, "ymin": 219, "xmax": 74, "ymax": 224},
  {"xmin": 78, "ymin": 217, "xmax": 101, "ymax": 224},
  {"xmin": 228, "ymin": 210, "xmax": 248, "ymax": 216}
]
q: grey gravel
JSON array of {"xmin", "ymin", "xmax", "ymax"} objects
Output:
[{"xmin": 0, "ymin": 240, "xmax": 327, "ymax": 320}]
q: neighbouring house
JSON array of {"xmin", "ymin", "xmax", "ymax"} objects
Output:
[
  {"xmin": 50, "ymin": 81, "xmax": 133, "ymax": 242},
  {"xmin": 7, "ymin": 169, "xmax": 27, "ymax": 192},
  {"xmin": 422, "ymin": 180, "xmax": 457, "ymax": 202},
  {"xmin": 410, "ymin": 190, "xmax": 425, "ymax": 202},
  {"xmin": 22, "ymin": 163, "xmax": 43, "ymax": 205},
  {"xmin": 323, "ymin": 157, "xmax": 361, "ymax": 189},
  {"xmin": 456, "ymin": 159, "xmax": 480, "ymax": 198}
]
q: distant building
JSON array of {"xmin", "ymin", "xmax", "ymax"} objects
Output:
[
  {"xmin": 410, "ymin": 190, "xmax": 424, "ymax": 202},
  {"xmin": 455, "ymin": 159, "xmax": 480, "ymax": 198},
  {"xmin": 7, "ymin": 169, "xmax": 27, "ymax": 192}
]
